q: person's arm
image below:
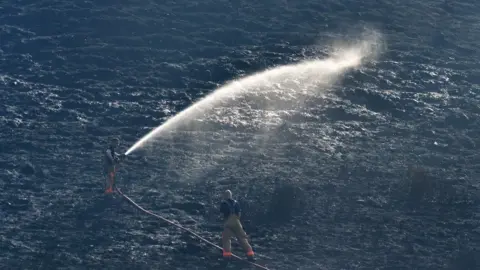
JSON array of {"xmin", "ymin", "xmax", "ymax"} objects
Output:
[
  {"xmin": 114, "ymin": 152, "xmax": 126, "ymax": 163},
  {"xmin": 106, "ymin": 150, "xmax": 114, "ymax": 163}
]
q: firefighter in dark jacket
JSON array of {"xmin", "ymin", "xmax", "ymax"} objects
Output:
[{"xmin": 220, "ymin": 190, "xmax": 255, "ymax": 261}]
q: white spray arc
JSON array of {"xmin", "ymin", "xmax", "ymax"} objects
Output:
[{"xmin": 125, "ymin": 36, "xmax": 381, "ymax": 155}]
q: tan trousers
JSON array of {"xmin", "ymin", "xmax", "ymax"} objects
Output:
[
  {"xmin": 222, "ymin": 215, "xmax": 254, "ymax": 257},
  {"xmin": 104, "ymin": 165, "xmax": 116, "ymax": 191}
]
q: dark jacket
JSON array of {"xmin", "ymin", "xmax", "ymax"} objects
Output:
[
  {"xmin": 220, "ymin": 199, "xmax": 241, "ymax": 219},
  {"xmin": 103, "ymin": 147, "xmax": 121, "ymax": 172}
]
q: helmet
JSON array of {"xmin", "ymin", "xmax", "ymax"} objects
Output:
[{"xmin": 110, "ymin": 137, "xmax": 120, "ymax": 146}]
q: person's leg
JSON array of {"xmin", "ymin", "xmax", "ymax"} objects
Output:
[
  {"xmin": 233, "ymin": 220, "xmax": 254, "ymax": 258},
  {"xmin": 105, "ymin": 167, "xmax": 115, "ymax": 193},
  {"xmin": 222, "ymin": 227, "xmax": 234, "ymax": 258},
  {"xmin": 238, "ymin": 237, "xmax": 254, "ymax": 257}
]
